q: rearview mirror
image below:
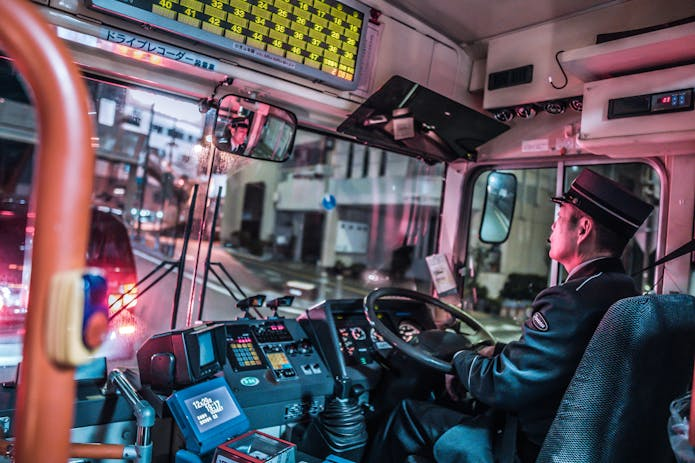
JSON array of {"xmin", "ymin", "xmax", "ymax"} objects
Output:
[
  {"xmin": 213, "ymin": 94, "xmax": 297, "ymax": 162},
  {"xmin": 480, "ymin": 171, "xmax": 517, "ymax": 244}
]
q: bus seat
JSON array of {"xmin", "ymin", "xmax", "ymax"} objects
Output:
[{"xmin": 536, "ymin": 293, "xmax": 695, "ymax": 463}]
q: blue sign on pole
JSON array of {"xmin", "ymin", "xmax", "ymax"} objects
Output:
[{"xmin": 321, "ymin": 194, "xmax": 337, "ymax": 210}]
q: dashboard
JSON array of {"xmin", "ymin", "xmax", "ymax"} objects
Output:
[
  {"xmin": 335, "ymin": 312, "xmax": 389, "ymax": 366},
  {"xmin": 0, "ymin": 298, "xmax": 438, "ymax": 445},
  {"xmin": 129, "ymin": 298, "xmax": 436, "ymax": 433},
  {"xmin": 298, "ymin": 298, "xmax": 437, "ymax": 389},
  {"xmin": 334, "ymin": 312, "xmax": 424, "ymax": 364}
]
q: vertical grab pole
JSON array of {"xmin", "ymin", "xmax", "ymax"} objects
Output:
[
  {"xmin": 0, "ymin": 2, "xmax": 95, "ymax": 463},
  {"xmin": 171, "ymin": 184, "xmax": 199, "ymax": 329},
  {"xmin": 689, "ymin": 357, "xmax": 694, "ymax": 446},
  {"xmin": 199, "ymin": 186, "xmax": 223, "ymax": 320}
]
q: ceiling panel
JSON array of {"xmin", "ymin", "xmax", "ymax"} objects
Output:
[{"xmin": 383, "ymin": 0, "xmax": 617, "ymax": 47}]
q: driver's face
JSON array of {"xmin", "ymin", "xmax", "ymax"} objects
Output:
[
  {"xmin": 548, "ymin": 203, "xmax": 581, "ymax": 267},
  {"xmin": 232, "ymin": 126, "xmax": 248, "ymax": 144}
]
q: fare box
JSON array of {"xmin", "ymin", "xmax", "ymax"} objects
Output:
[{"xmin": 213, "ymin": 430, "xmax": 296, "ymax": 463}]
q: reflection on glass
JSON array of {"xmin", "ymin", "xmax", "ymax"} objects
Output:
[
  {"xmin": 465, "ymin": 168, "xmax": 555, "ymax": 340},
  {"xmin": 0, "ymin": 65, "xmax": 211, "ymax": 380},
  {"xmin": 213, "ymin": 94, "xmax": 297, "ymax": 162},
  {"xmin": 0, "ymin": 62, "xmax": 446, "ymax": 382},
  {"xmin": 480, "ymin": 171, "xmax": 517, "ymax": 243},
  {"xmin": 221, "ymin": 132, "xmax": 446, "ymax": 298}
]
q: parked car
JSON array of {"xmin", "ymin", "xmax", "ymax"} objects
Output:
[
  {"xmin": 88, "ymin": 207, "xmax": 139, "ymax": 355},
  {"xmin": 0, "ymin": 201, "xmax": 138, "ymax": 359},
  {"xmin": 0, "ymin": 201, "xmax": 29, "ymax": 335}
]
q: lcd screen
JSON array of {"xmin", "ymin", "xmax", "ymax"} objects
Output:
[
  {"xmin": 198, "ymin": 331, "xmax": 215, "ymax": 367},
  {"xmin": 183, "ymin": 385, "xmax": 242, "ymax": 434},
  {"xmin": 88, "ymin": 0, "xmax": 369, "ymax": 90},
  {"xmin": 167, "ymin": 377, "xmax": 249, "ymax": 454}
]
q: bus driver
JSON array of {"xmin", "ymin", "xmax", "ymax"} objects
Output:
[
  {"xmin": 367, "ymin": 169, "xmax": 654, "ymax": 463},
  {"xmin": 219, "ymin": 117, "xmax": 250, "ymax": 154}
]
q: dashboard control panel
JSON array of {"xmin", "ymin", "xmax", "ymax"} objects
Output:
[{"xmin": 217, "ymin": 319, "xmax": 333, "ymax": 429}]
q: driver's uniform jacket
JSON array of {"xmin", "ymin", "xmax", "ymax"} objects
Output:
[{"xmin": 452, "ymin": 257, "xmax": 639, "ymax": 447}]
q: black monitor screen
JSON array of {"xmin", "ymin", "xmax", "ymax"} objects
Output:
[
  {"xmin": 199, "ymin": 331, "xmax": 215, "ymax": 367},
  {"xmin": 137, "ymin": 324, "xmax": 227, "ymax": 390},
  {"xmin": 185, "ymin": 325, "xmax": 226, "ymax": 383}
]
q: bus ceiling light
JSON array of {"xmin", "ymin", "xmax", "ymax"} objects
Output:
[
  {"xmin": 493, "ymin": 108, "xmax": 515, "ymax": 122},
  {"xmin": 544, "ymin": 100, "xmax": 566, "ymax": 115},
  {"xmin": 491, "ymin": 95, "xmax": 582, "ymax": 121},
  {"xmin": 515, "ymin": 104, "xmax": 537, "ymax": 119}
]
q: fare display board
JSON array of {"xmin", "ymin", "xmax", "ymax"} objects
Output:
[
  {"xmin": 166, "ymin": 377, "xmax": 250, "ymax": 454},
  {"xmin": 183, "ymin": 385, "xmax": 241, "ymax": 434},
  {"xmin": 88, "ymin": 0, "xmax": 369, "ymax": 90}
]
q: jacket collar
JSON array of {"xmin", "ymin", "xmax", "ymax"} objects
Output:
[{"xmin": 566, "ymin": 256, "xmax": 626, "ymax": 282}]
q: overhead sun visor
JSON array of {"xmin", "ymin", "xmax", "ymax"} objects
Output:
[{"xmin": 337, "ymin": 75, "xmax": 509, "ymax": 163}]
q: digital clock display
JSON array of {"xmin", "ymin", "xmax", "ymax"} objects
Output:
[
  {"xmin": 183, "ymin": 385, "xmax": 241, "ymax": 434},
  {"xmin": 88, "ymin": 0, "xmax": 368, "ymax": 90},
  {"xmin": 651, "ymin": 89, "xmax": 693, "ymax": 112},
  {"xmin": 608, "ymin": 88, "xmax": 694, "ymax": 119},
  {"xmin": 166, "ymin": 376, "xmax": 249, "ymax": 454}
]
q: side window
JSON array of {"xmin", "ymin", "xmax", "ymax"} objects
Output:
[
  {"xmin": 466, "ymin": 168, "xmax": 556, "ymax": 331},
  {"xmin": 465, "ymin": 163, "xmax": 659, "ymax": 341}
]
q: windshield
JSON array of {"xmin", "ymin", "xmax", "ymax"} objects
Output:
[{"xmin": 0, "ymin": 58, "xmax": 445, "ymax": 380}]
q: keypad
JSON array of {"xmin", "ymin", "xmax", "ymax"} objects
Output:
[{"xmin": 229, "ymin": 337, "xmax": 263, "ymax": 368}]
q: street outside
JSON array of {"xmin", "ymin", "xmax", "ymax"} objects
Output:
[
  {"xmin": 130, "ymin": 239, "xmax": 524, "ymax": 344},
  {"xmin": 0, "ymin": 238, "xmax": 524, "ymax": 378}
]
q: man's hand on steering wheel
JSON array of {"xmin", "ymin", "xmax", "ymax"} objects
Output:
[
  {"xmin": 363, "ymin": 287, "xmax": 496, "ymax": 373},
  {"xmin": 475, "ymin": 343, "xmax": 496, "ymax": 358}
]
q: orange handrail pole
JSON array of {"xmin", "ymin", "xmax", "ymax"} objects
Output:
[
  {"xmin": 70, "ymin": 443, "xmax": 127, "ymax": 460},
  {"xmin": 0, "ymin": 2, "xmax": 95, "ymax": 463}
]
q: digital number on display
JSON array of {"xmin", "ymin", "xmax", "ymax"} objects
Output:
[
  {"xmin": 183, "ymin": 386, "xmax": 241, "ymax": 433},
  {"xmin": 89, "ymin": 0, "xmax": 367, "ymax": 89}
]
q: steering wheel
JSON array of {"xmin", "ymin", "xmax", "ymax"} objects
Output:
[{"xmin": 364, "ymin": 287, "xmax": 495, "ymax": 373}]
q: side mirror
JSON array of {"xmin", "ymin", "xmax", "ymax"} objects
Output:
[
  {"xmin": 480, "ymin": 171, "xmax": 517, "ymax": 244},
  {"xmin": 213, "ymin": 94, "xmax": 297, "ymax": 162}
]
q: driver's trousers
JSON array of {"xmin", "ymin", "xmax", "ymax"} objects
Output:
[{"xmin": 365, "ymin": 399, "xmax": 495, "ymax": 463}]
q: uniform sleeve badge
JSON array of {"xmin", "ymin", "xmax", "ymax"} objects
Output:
[{"xmin": 530, "ymin": 312, "xmax": 549, "ymax": 331}]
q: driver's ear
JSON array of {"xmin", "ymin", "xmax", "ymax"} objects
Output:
[{"xmin": 576, "ymin": 216, "xmax": 593, "ymax": 244}]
